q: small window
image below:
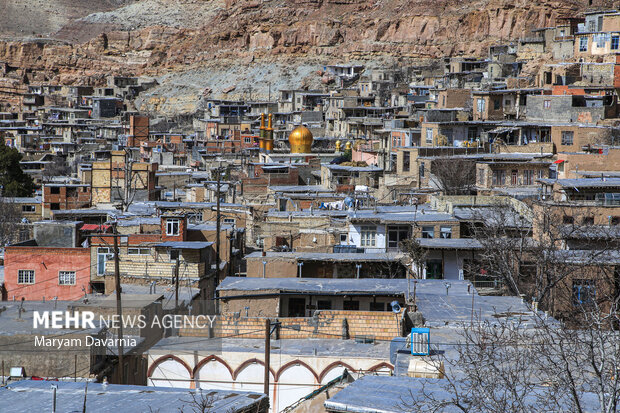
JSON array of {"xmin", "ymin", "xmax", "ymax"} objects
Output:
[
  {"xmin": 573, "ymin": 279, "xmax": 595, "ymax": 306},
  {"xmin": 419, "ymin": 162, "xmax": 425, "ymax": 178},
  {"xmin": 166, "ymin": 218, "xmax": 180, "ymax": 236},
  {"xmin": 317, "ymin": 300, "xmax": 332, "ymax": 310},
  {"xmin": 170, "ymin": 250, "xmax": 180, "ymax": 261},
  {"xmin": 493, "ymin": 98, "xmax": 501, "ymax": 110},
  {"xmin": 343, "ymin": 300, "xmax": 359, "ymax": 311},
  {"xmin": 612, "ymin": 36, "xmax": 620, "ymax": 50},
  {"xmin": 370, "ymin": 302, "xmax": 385, "ymax": 311},
  {"xmin": 561, "ymin": 131, "xmax": 574, "ymax": 146},
  {"xmin": 440, "ymin": 226, "xmax": 452, "ymax": 239},
  {"xmin": 22, "ymin": 205, "xmax": 36, "ymax": 212},
  {"xmin": 128, "ymin": 248, "xmax": 150, "ymax": 255},
  {"xmin": 611, "ymin": 216, "xmax": 620, "ymax": 226},
  {"xmin": 579, "ymin": 36, "xmax": 588, "ymax": 52},
  {"xmin": 476, "ymin": 98, "xmax": 485, "ymax": 113},
  {"xmin": 340, "ymin": 233, "xmax": 348, "ymax": 243},
  {"xmin": 563, "ymin": 216, "xmax": 574, "ymax": 225},
  {"xmin": 223, "ymin": 218, "xmax": 235, "ymax": 224},
  {"xmin": 403, "ymin": 151, "xmax": 410, "ymax": 172},
  {"xmin": 425, "ymin": 129, "xmax": 434, "ymax": 144},
  {"xmin": 18, "ymin": 270, "xmax": 35, "ymax": 284},
  {"xmin": 58, "ymin": 271, "xmax": 76, "ymax": 285},
  {"xmin": 543, "ymin": 100, "xmax": 551, "ymax": 109},
  {"xmin": 422, "ymin": 226, "xmax": 435, "ymax": 239},
  {"xmin": 582, "ymin": 216, "xmax": 594, "ymax": 225},
  {"xmin": 360, "ymin": 226, "xmax": 377, "ymax": 247},
  {"xmin": 50, "ymin": 203, "xmax": 60, "ymax": 211},
  {"xmin": 50, "ymin": 186, "xmax": 60, "ymax": 194}
]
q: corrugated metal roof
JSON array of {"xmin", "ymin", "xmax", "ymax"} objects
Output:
[
  {"xmin": 0, "ymin": 381, "xmax": 266, "ymax": 413},
  {"xmin": 155, "ymin": 241, "xmax": 214, "ymax": 249}
]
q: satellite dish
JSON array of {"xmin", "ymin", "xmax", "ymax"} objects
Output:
[{"xmin": 391, "ymin": 300, "xmax": 401, "ymax": 313}]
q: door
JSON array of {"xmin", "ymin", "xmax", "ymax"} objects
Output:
[
  {"xmin": 287, "ymin": 297, "xmax": 306, "ymax": 317},
  {"xmin": 511, "ymin": 170, "xmax": 518, "ymax": 186},
  {"xmin": 426, "ymin": 259, "xmax": 443, "ymax": 279}
]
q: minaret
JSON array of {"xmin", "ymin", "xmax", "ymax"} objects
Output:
[
  {"xmin": 259, "ymin": 113, "xmax": 266, "ymax": 151},
  {"xmin": 265, "ymin": 114, "xmax": 274, "ymax": 153}
]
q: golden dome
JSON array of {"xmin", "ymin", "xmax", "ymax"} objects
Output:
[{"xmin": 289, "ymin": 125, "xmax": 313, "ymax": 153}]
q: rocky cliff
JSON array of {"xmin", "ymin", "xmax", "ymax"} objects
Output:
[{"xmin": 0, "ymin": 0, "xmax": 615, "ymax": 115}]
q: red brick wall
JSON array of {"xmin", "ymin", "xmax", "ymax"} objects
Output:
[{"xmin": 4, "ymin": 247, "xmax": 91, "ymax": 301}]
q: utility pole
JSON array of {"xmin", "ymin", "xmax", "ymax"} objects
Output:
[
  {"xmin": 215, "ymin": 167, "xmax": 222, "ymax": 288},
  {"xmin": 123, "ymin": 149, "xmax": 134, "ymax": 212},
  {"xmin": 174, "ymin": 253, "xmax": 180, "ymax": 311},
  {"xmin": 264, "ymin": 318, "xmax": 271, "ymax": 396},
  {"xmin": 113, "ymin": 229, "xmax": 125, "ymax": 383}
]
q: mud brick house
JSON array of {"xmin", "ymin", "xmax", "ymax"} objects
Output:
[
  {"xmin": 241, "ymin": 163, "xmax": 301, "ymax": 196},
  {"xmin": 3, "ymin": 221, "xmax": 90, "ymax": 301},
  {"xmin": 244, "ymin": 251, "xmax": 406, "ymax": 279},
  {"xmin": 320, "ymin": 164, "xmax": 383, "ymax": 192}
]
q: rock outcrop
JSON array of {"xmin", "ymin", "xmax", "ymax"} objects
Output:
[{"xmin": 0, "ymin": 0, "xmax": 615, "ymax": 115}]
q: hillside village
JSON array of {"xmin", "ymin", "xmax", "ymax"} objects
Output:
[{"xmin": 0, "ymin": 6, "xmax": 620, "ymax": 413}]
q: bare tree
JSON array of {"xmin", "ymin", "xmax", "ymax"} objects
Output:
[
  {"xmin": 0, "ymin": 198, "xmax": 22, "ymax": 246},
  {"xmin": 113, "ymin": 149, "xmax": 147, "ymax": 212},
  {"xmin": 469, "ymin": 203, "xmax": 619, "ymax": 318},
  {"xmin": 404, "ymin": 308, "xmax": 620, "ymax": 413},
  {"xmin": 42, "ymin": 156, "xmax": 70, "ymax": 182},
  {"xmin": 430, "ymin": 158, "xmax": 477, "ymax": 195}
]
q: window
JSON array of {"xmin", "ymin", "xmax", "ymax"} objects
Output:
[
  {"xmin": 579, "ymin": 36, "xmax": 588, "ymax": 52},
  {"xmin": 244, "ymin": 137, "xmax": 251, "ymax": 144},
  {"xmin": 492, "ymin": 170, "xmax": 505, "ymax": 186},
  {"xmin": 50, "ymin": 186, "xmax": 60, "ymax": 195},
  {"xmin": 317, "ymin": 300, "xmax": 332, "ymax": 310},
  {"xmin": 476, "ymin": 98, "xmax": 485, "ymax": 113},
  {"xmin": 563, "ymin": 216, "xmax": 574, "ymax": 225},
  {"xmin": 22, "ymin": 205, "xmax": 36, "ymax": 212},
  {"xmin": 223, "ymin": 218, "xmax": 236, "ymax": 224},
  {"xmin": 422, "ymin": 226, "xmax": 435, "ymax": 239},
  {"xmin": 58, "ymin": 271, "xmax": 76, "ymax": 285},
  {"xmin": 360, "ymin": 226, "xmax": 377, "ymax": 247},
  {"xmin": 50, "ymin": 203, "xmax": 60, "ymax": 211},
  {"xmin": 127, "ymin": 248, "xmax": 150, "ymax": 255},
  {"xmin": 611, "ymin": 216, "xmax": 620, "ymax": 226},
  {"xmin": 425, "ymin": 129, "xmax": 434, "ymax": 144},
  {"xmin": 166, "ymin": 218, "xmax": 180, "ymax": 236},
  {"xmin": 169, "ymin": 250, "xmax": 180, "ymax": 261},
  {"xmin": 343, "ymin": 300, "xmax": 360, "ymax": 311},
  {"xmin": 561, "ymin": 131, "xmax": 574, "ymax": 146},
  {"xmin": 370, "ymin": 302, "xmax": 386, "ymax": 311},
  {"xmin": 440, "ymin": 226, "xmax": 452, "ymax": 239},
  {"xmin": 493, "ymin": 98, "xmax": 501, "ymax": 110},
  {"xmin": 573, "ymin": 279, "xmax": 595, "ymax": 306},
  {"xmin": 524, "ymin": 170, "xmax": 534, "ymax": 186},
  {"xmin": 340, "ymin": 233, "xmax": 348, "ymax": 243},
  {"xmin": 419, "ymin": 162, "xmax": 425, "ymax": 178},
  {"xmin": 97, "ymin": 247, "xmax": 110, "ymax": 275},
  {"xmin": 582, "ymin": 216, "xmax": 594, "ymax": 225},
  {"xmin": 613, "ymin": 35, "xmax": 620, "ymax": 50},
  {"xmin": 403, "ymin": 152, "xmax": 410, "ymax": 172},
  {"xmin": 18, "ymin": 270, "xmax": 35, "ymax": 284},
  {"xmin": 543, "ymin": 100, "xmax": 551, "ymax": 109},
  {"xmin": 388, "ymin": 225, "xmax": 410, "ymax": 249}
]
